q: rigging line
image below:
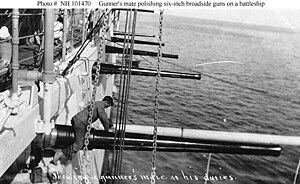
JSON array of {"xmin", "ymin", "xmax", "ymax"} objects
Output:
[
  {"xmin": 112, "ymin": 17, "xmax": 127, "ymax": 180},
  {"xmin": 140, "ymin": 55, "xmax": 154, "ymax": 65},
  {"xmin": 62, "ymin": 10, "xmax": 118, "ymax": 76},
  {"xmin": 118, "ymin": 9, "xmax": 138, "ymax": 177},
  {"xmin": 112, "ymin": 9, "xmax": 130, "ymax": 178},
  {"xmin": 159, "ymin": 58, "xmax": 300, "ymax": 105},
  {"xmin": 112, "ymin": 9, "xmax": 129, "ymax": 164},
  {"xmin": 89, "ymin": 10, "xmax": 119, "ymax": 39},
  {"xmin": 116, "ymin": 9, "xmax": 133, "ymax": 178},
  {"xmin": 98, "ymin": 12, "xmax": 122, "ymax": 46},
  {"xmin": 106, "ymin": 10, "xmax": 122, "ymax": 32},
  {"xmin": 117, "ymin": 9, "xmax": 132, "ymax": 152},
  {"xmin": 61, "ymin": 10, "xmax": 112, "ymax": 76}
]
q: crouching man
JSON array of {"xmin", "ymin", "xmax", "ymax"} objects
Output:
[{"xmin": 52, "ymin": 96, "xmax": 114, "ymax": 164}]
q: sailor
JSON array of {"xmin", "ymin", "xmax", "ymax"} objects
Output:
[
  {"xmin": 53, "ymin": 16, "xmax": 63, "ymax": 45},
  {"xmin": 0, "ymin": 26, "xmax": 11, "ymax": 70},
  {"xmin": 52, "ymin": 96, "xmax": 114, "ymax": 165}
]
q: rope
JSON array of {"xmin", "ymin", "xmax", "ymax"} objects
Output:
[
  {"xmin": 151, "ymin": 9, "xmax": 164, "ymax": 184},
  {"xmin": 117, "ymin": 8, "xmax": 138, "ymax": 177},
  {"xmin": 112, "ymin": 9, "xmax": 136, "ymax": 182},
  {"xmin": 116, "ymin": 11, "xmax": 133, "ymax": 178},
  {"xmin": 110, "ymin": 9, "xmax": 138, "ymax": 183},
  {"xmin": 107, "ymin": 10, "xmax": 121, "ymax": 32},
  {"xmin": 111, "ymin": 9, "xmax": 131, "ymax": 180}
]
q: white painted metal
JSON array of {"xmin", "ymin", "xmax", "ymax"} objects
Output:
[{"xmin": 125, "ymin": 125, "xmax": 300, "ymax": 146}]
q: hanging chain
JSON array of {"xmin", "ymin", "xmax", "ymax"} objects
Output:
[
  {"xmin": 80, "ymin": 9, "xmax": 109, "ymax": 183},
  {"xmin": 151, "ymin": 9, "xmax": 164, "ymax": 184}
]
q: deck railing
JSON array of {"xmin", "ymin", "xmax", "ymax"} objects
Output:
[{"xmin": 0, "ymin": 8, "xmax": 102, "ymax": 91}]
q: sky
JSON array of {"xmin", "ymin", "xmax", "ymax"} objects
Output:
[
  {"xmin": 1, "ymin": 0, "xmax": 300, "ymax": 30},
  {"xmin": 165, "ymin": 9, "xmax": 300, "ymax": 30}
]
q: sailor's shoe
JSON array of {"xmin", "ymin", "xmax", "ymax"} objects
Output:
[{"xmin": 53, "ymin": 150, "xmax": 64, "ymax": 165}]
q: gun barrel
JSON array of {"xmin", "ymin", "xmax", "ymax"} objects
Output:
[
  {"xmin": 45, "ymin": 125, "xmax": 281, "ymax": 157},
  {"xmin": 93, "ymin": 63, "xmax": 201, "ymax": 80},
  {"xmin": 105, "ymin": 45, "xmax": 178, "ymax": 59},
  {"xmin": 110, "ymin": 36, "xmax": 165, "ymax": 46}
]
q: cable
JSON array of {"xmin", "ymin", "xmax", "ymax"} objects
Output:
[
  {"xmin": 118, "ymin": 9, "xmax": 138, "ymax": 178},
  {"xmin": 112, "ymin": 9, "xmax": 131, "ymax": 181}
]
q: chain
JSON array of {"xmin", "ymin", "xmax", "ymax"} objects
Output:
[
  {"xmin": 80, "ymin": 9, "xmax": 109, "ymax": 183},
  {"xmin": 151, "ymin": 9, "xmax": 163, "ymax": 184}
]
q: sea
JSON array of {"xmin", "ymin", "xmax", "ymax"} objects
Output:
[{"xmin": 113, "ymin": 11, "xmax": 300, "ymax": 184}]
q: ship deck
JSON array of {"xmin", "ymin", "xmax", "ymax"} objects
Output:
[{"xmin": 0, "ymin": 28, "xmax": 83, "ymax": 92}]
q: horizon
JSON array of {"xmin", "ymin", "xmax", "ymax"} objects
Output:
[{"xmin": 164, "ymin": 9, "xmax": 300, "ymax": 31}]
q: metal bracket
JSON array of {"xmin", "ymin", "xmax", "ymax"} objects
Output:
[
  {"xmin": 34, "ymin": 117, "xmax": 44, "ymax": 134},
  {"xmin": 1, "ymin": 92, "xmax": 26, "ymax": 113},
  {"xmin": 34, "ymin": 116, "xmax": 55, "ymax": 134}
]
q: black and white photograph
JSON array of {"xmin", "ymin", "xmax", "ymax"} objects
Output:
[{"xmin": 0, "ymin": 1, "xmax": 300, "ymax": 183}]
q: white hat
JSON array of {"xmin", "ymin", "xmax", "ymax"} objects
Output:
[{"xmin": 0, "ymin": 26, "xmax": 11, "ymax": 39}]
